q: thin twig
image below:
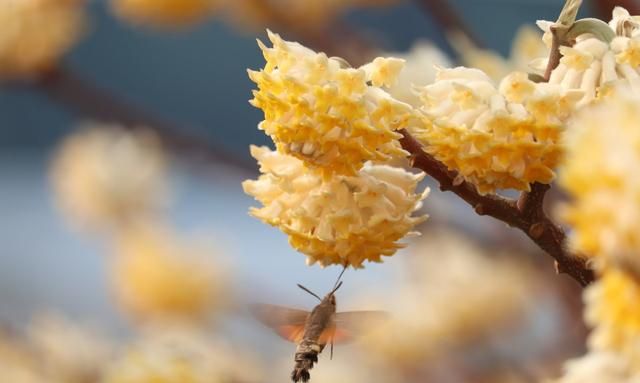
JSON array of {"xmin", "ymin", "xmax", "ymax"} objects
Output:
[
  {"xmin": 18, "ymin": 66, "xmax": 256, "ymax": 174},
  {"xmin": 399, "ymin": 130, "xmax": 594, "ymax": 286}
]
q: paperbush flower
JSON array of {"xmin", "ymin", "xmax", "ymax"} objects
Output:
[
  {"xmin": 384, "ymin": 42, "xmax": 453, "ymax": 106},
  {"xmin": 559, "ymin": 88, "xmax": 640, "ymax": 267},
  {"xmin": 585, "ymin": 269, "xmax": 640, "ymax": 372},
  {"xmin": 553, "ymin": 352, "xmax": 639, "ymax": 383},
  {"xmin": 364, "ymin": 231, "xmax": 532, "ymax": 370},
  {"xmin": 242, "ymin": 146, "xmax": 428, "ymax": 268},
  {"xmin": 111, "ymin": 0, "xmax": 219, "ymax": 27},
  {"xmin": 414, "ymin": 68, "xmax": 582, "ymax": 194},
  {"xmin": 536, "ymin": 7, "xmax": 640, "ymax": 106},
  {"xmin": 103, "ymin": 327, "xmax": 261, "ymax": 383},
  {"xmin": 51, "ymin": 124, "xmax": 166, "ymax": 231},
  {"xmin": 0, "ymin": 0, "xmax": 86, "ymax": 79},
  {"xmin": 248, "ymin": 31, "xmax": 415, "ymax": 176},
  {"xmin": 451, "ymin": 25, "xmax": 548, "ymax": 82},
  {"xmin": 111, "ymin": 224, "xmax": 226, "ymax": 322}
]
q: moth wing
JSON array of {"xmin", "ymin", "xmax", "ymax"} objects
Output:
[
  {"xmin": 326, "ymin": 311, "xmax": 390, "ymax": 344},
  {"xmin": 250, "ymin": 303, "xmax": 309, "ymax": 343}
]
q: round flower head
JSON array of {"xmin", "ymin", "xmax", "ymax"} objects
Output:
[
  {"xmin": 51, "ymin": 124, "xmax": 166, "ymax": 231},
  {"xmin": 242, "ymin": 146, "xmax": 428, "ymax": 268},
  {"xmin": 535, "ymin": 7, "xmax": 640, "ymax": 106},
  {"xmin": 559, "ymin": 88, "xmax": 640, "ymax": 268},
  {"xmin": 415, "ymin": 67, "xmax": 582, "ymax": 194},
  {"xmin": 248, "ymin": 30, "xmax": 414, "ymax": 177},
  {"xmin": 111, "ymin": 223, "xmax": 226, "ymax": 323},
  {"xmin": 0, "ymin": 0, "xmax": 86, "ymax": 79},
  {"xmin": 103, "ymin": 327, "xmax": 261, "ymax": 383},
  {"xmin": 584, "ymin": 269, "xmax": 640, "ymax": 373},
  {"xmin": 111, "ymin": 0, "xmax": 219, "ymax": 28}
]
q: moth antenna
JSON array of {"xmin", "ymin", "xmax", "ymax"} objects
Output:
[{"xmin": 297, "ymin": 284, "xmax": 322, "ymax": 301}]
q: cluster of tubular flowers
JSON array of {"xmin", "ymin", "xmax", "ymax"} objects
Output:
[
  {"xmin": 535, "ymin": 7, "xmax": 640, "ymax": 106},
  {"xmin": 363, "ymin": 231, "xmax": 532, "ymax": 372},
  {"xmin": 51, "ymin": 124, "xmax": 167, "ymax": 231},
  {"xmin": 243, "ymin": 146, "xmax": 428, "ymax": 268},
  {"xmin": 103, "ymin": 327, "xmax": 261, "ymax": 383},
  {"xmin": 110, "ymin": 0, "xmax": 221, "ymax": 28},
  {"xmin": 559, "ymin": 87, "xmax": 640, "ymax": 267},
  {"xmin": 248, "ymin": 30, "xmax": 414, "ymax": 177},
  {"xmin": 111, "ymin": 223, "xmax": 227, "ymax": 323},
  {"xmin": 0, "ymin": 0, "xmax": 86, "ymax": 79},
  {"xmin": 451, "ymin": 25, "xmax": 549, "ymax": 82},
  {"xmin": 414, "ymin": 67, "xmax": 582, "ymax": 194}
]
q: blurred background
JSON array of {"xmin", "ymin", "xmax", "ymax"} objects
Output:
[{"xmin": 0, "ymin": 0, "xmax": 625, "ymax": 382}]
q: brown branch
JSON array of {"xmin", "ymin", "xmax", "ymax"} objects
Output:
[
  {"xmin": 593, "ymin": 0, "xmax": 639, "ymax": 19},
  {"xmin": 399, "ymin": 129, "xmax": 594, "ymax": 286},
  {"xmin": 414, "ymin": 0, "xmax": 484, "ymax": 48},
  {"xmin": 16, "ymin": 66, "xmax": 256, "ymax": 174}
]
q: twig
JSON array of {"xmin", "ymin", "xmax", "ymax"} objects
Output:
[
  {"xmin": 19, "ymin": 66, "xmax": 256, "ymax": 174},
  {"xmin": 399, "ymin": 130, "xmax": 594, "ymax": 286},
  {"xmin": 413, "ymin": 0, "xmax": 484, "ymax": 48}
]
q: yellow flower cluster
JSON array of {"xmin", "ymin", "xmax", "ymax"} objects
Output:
[
  {"xmin": 51, "ymin": 124, "xmax": 167, "ymax": 231},
  {"xmin": 249, "ymin": 30, "xmax": 414, "ymax": 177},
  {"xmin": 451, "ymin": 25, "xmax": 548, "ymax": 82},
  {"xmin": 0, "ymin": 0, "xmax": 86, "ymax": 79},
  {"xmin": 414, "ymin": 68, "xmax": 582, "ymax": 194},
  {"xmin": 553, "ymin": 352, "xmax": 639, "ymax": 383},
  {"xmin": 111, "ymin": 0, "xmax": 220, "ymax": 28},
  {"xmin": 242, "ymin": 146, "xmax": 428, "ymax": 268},
  {"xmin": 584, "ymin": 269, "xmax": 640, "ymax": 372},
  {"xmin": 364, "ymin": 230, "xmax": 532, "ymax": 370},
  {"xmin": 537, "ymin": 7, "xmax": 640, "ymax": 106},
  {"xmin": 103, "ymin": 327, "xmax": 261, "ymax": 383},
  {"xmin": 111, "ymin": 224, "xmax": 226, "ymax": 322},
  {"xmin": 559, "ymin": 88, "xmax": 640, "ymax": 267}
]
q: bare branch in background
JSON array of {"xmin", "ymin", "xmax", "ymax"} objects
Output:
[
  {"xmin": 593, "ymin": 0, "xmax": 639, "ymax": 19},
  {"xmin": 19, "ymin": 67, "xmax": 256, "ymax": 174}
]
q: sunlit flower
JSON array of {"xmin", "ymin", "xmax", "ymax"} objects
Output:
[
  {"xmin": 51, "ymin": 124, "xmax": 167, "ymax": 231},
  {"xmin": 414, "ymin": 68, "xmax": 582, "ymax": 194},
  {"xmin": 111, "ymin": 223, "xmax": 226, "ymax": 322},
  {"xmin": 384, "ymin": 41, "xmax": 453, "ymax": 106},
  {"xmin": 552, "ymin": 352, "xmax": 639, "ymax": 383},
  {"xmin": 584, "ymin": 269, "xmax": 640, "ymax": 373},
  {"xmin": 0, "ymin": 0, "xmax": 86, "ymax": 79},
  {"xmin": 242, "ymin": 146, "xmax": 428, "ymax": 268},
  {"xmin": 450, "ymin": 25, "xmax": 548, "ymax": 82},
  {"xmin": 559, "ymin": 88, "xmax": 640, "ymax": 267},
  {"xmin": 111, "ymin": 0, "xmax": 220, "ymax": 28},
  {"xmin": 249, "ymin": 30, "xmax": 415, "ymax": 176},
  {"xmin": 103, "ymin": 326, "xmax": 261, "ymax": 383},
  {"xmin": 365, "ymin": 230, "xmax": 532, "ymax": 371},
  {"xmin": 26, "ymin": 313, "xmax": 113, "ymax": 383},
  {"xmin": 225, "ymin": 0, "xmax": 397, "ymax": 32},
  {"xmin": 535, "ymin": 7, "xmax": 640, "ymax": 106}
]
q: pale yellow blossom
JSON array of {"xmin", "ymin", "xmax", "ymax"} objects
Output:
[
  {"xmin": 103, "ymin": 326, "xmax": 261, "ymax": 383},
  {"xmin": 552, "ymin": 352, "xmax": 640, "ymax": 383},
  {"xmin": 537, "ymin": 8, "xmax": 640, "ymax": 106},
  {"xmin": 111, "ymin": 223, "xmax": 226, "ymax": 323},
  {"xmin": 0, "ymin": 0, "xmax": 86, "ymax": 79},
  {"xmin": 559, "ymin": 87, "xmax": 640, "ymax": 266},
  {"xmin": 248, "ymin": 30, "xmax": 416, "ymax": 176},
  {"xmin": 584, "ymin": 269, "xmax": 640, "ymax": 373},
  {"xmin": 242, "ymin": 146, "xmax": 428, "ymax": 268},
  {"xmin": 51, "ymin": 124, "xmax": 166, "ymax": 231},
  {"xmin": 414, "ymin": 67, "xmax": 582, "ymax": 194},
  {"xmin": 111, "ymin": 0, "xmax": 220, "ymax": 28},
  {"xmin": 384, "ymin": 41, "xmax": 453, "ymax": 106}
]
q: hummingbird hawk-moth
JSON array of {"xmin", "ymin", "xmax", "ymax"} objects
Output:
[{"xmin": 251, "ymin": 271, "xmax": 387, "ymax": 382}]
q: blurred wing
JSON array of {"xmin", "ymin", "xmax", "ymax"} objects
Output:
[
  {"xmin": 250, "ymin": 303, "xmax": 309, "ymax": 343},
  {"xmin": 327, "ymin": 311, "xmax": 390, "ymax": 344}
]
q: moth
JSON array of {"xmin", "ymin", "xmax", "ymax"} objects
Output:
[{"xmin": 251, "ymin": 271, "xmax": 387, "ymax": 382}]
